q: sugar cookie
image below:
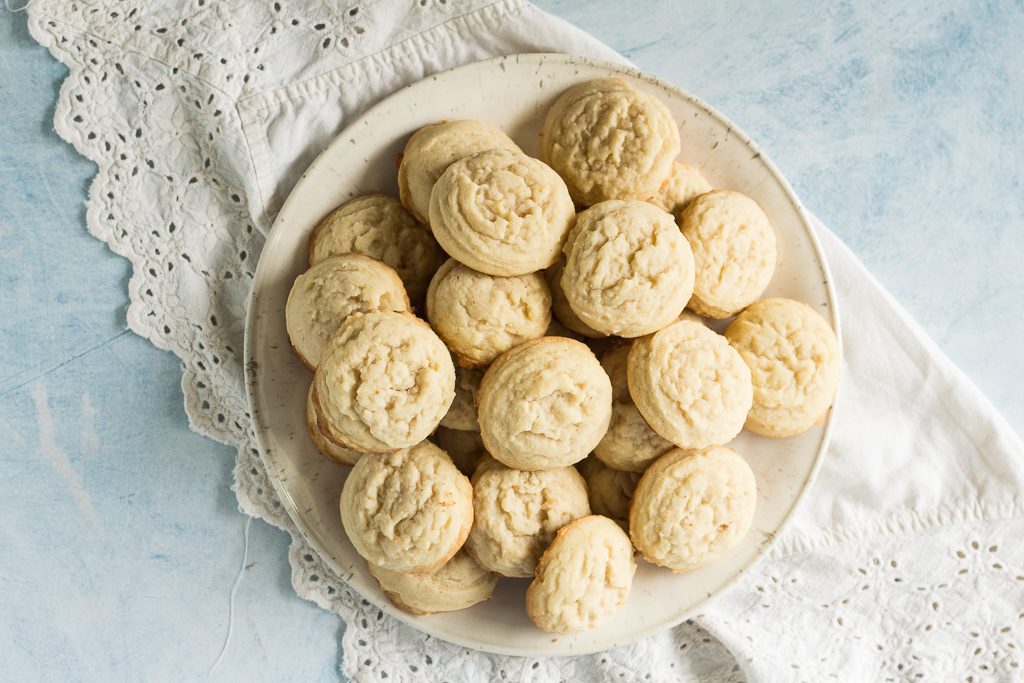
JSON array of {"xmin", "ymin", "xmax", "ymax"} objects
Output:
[
  {"xmin": 305, "ymin": 383, "xmax": 362, "ymax": 466},
  {"xmin": 648, "ymin": 161, "xmax": 712, "ymax": 217},
  {"xmin": 367, "ymin": 549, "xmax": 498, "ymax": 616},
  {"xmin": 439, "ymin": 365, "xmax": 484, "ymax": 432},
  {"xmin": 577, "ymin": 457, "xmax": 640, "ymax": 531}
]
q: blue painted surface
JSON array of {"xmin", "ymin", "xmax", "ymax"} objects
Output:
[{"xmin": 1, "ymin": 2, "xmax": 1022, "ymax": 680}]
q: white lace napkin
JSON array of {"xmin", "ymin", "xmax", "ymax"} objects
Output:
[{"xmin": 27, "ymin": 0, "xmax": 1024, "ymax": 680}]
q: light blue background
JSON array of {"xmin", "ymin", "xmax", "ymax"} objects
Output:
[{"xmin": 1, "ymin": 2, "xmax": 1022, "ymax": 680}]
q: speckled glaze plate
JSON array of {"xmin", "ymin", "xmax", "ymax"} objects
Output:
[{"xmin": 244, "ymin": 53, "xmax": 839, "ymax": 656}]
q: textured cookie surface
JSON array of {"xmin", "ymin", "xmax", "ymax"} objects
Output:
[
  {"xmin": 285, "ymin": 254, "xmax": 410, "ymax": 370},
  {"xmin": 427, "ymin": 259, "xmax": 551, "ymax": 368},
  {"xmin": 429, "ymin": 149, "xmax": 575, "ymax": 276},
  {"xmin": 439, "ymin": 365, "xmax": 484, "ymax": 432},
  {"xmin": 577, "ymin": 457, "xmax": 640, "ymax": 530},
  {"xmin": 398, "ymin": 120, "xmax": 520, "ymax": 225},
  {"xmin": 594, "ymin": 344, "xmax": 673, "ymax": 472},
  {"xmin": 313, "ymin": 311, "xmax": 454, "ymax": 453},
  {"xmin": 628, "ymin": 319, "xmax": 752, "ymax": 449},
  {"xmin": 544, "ymin": 260, "xmax": 603, "ymax": 339},
  {"xmin": 307, "ymin": 194, "xmax": 441, "ymax": 302},
  {"xmin": 648, "ymin": 161, "xmax": 712, "ymax": 217},
  {"xmin": 680, "ymin": 190, "xmax": 777, "ymax": 319},
  {"xmin": 478, "ymin": 337, "xmax": 612, "ymax": 470},
  {"xmin": 466, "ymin": 456, "xmax": 590, "ymax": 577},
  {"xmin": 432, "ymin": 427, "xmax": 484, "ymax": 476},
  {"xmin": 562, "ymin": 200, "xmax": 695, "ymax": 338},
  {"xmin": 305, "ymin": 383, "xmax": 362, "ymax": 466},
  {"xmin": 630, "ymin": 447, "xmax": 757, "ymax": 572},
  {"xmin": 541, "ymin": 78, "xmax": 680, "ymax": 205},
  {"xmin": 368, "ymin": 549, "xmax": 497, "ymax": 616},
  {"xmin": 340, "ymin": 441, "xmax": 473, "ymax": 572},
  {"xmin": 526, "ymin": 515, "xmax": 636, "ymax": 634},
  {"xmin": 725, "ymin": 297, "xmax": 841, "ymax": 437}
]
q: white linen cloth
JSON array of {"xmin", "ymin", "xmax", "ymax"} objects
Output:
[{"xmin": 27, "ymin": 0, "xmax": 1024, "ymax": 680}]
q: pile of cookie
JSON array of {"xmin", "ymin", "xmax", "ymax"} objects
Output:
[{"xmin": 285, "ymin": 77, "xmax": 841, "ymax": 634}]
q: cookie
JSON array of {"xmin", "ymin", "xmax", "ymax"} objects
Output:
[
  {"xmin": 577, "ymin": 457, "xmax": 640, "ymax": 531},
  {"xmin": 305, "ymin": 383, "xmax": 362, "ymax": 466},
  {"xmin": 340, "ymin": 440, "xmax": 473, "ymax": 573},
  {"xmin": 439, "ymin": 365, "xmax": 484, "ymax": 432},
  {"xmin": 725, "ymin": 297, "xmax": 841, "ymax": 437},
  {"xmin": 465, "ymin": 456, "xmax": 590, "ymax": 577},
  {"xmin": 398, "ymin": 120, "xmax": 520, "ymax": 224},
  {"xmin": 429, "ymin": 148, "xmax": 575, "ymax": 276},
  {"xmin": 543, "ymin": 259, "xmax": 604, "ymax": 339},
  {"xmin": 426, "ymin": 259, "xmax": 551, "ymax": 368},
  {"xmin": 628, "ymin": 318, "xmax": 752, "ymax": 449},
  {"xmin": 648, "ymin": 161, "xmax": 712, "ymax": 217},
  {"xmin": 629, "ymin": 447, "xmax": 757, "ymax": 573},
  {"xmin": 477, "ymin": 337, "xmax": 612, "ymax": 470},
  {"xmin": 313, "ymin": 311, "xmax": 454, "ymax": 453},
  {"xmin": 680, "ymin": 190, "xmax": 777, "ymax": 319},
  {"xmin": 561, "ymin": 200, "xmax": 694, "ymax": 338},
  {"xmin": 526, "ymin": 515, "xmax": 636, "ymax": 634},
  {"xmin": 307, "ymin": 193, "xmax": 442, "ymax": 303},
  {"xmin": 367, "ymin": 549, "xmax": 498, "ymax": 616},
  {"xmin": 541, "ymin": 77, "xmax": 680, "ymax": 205},
  {"xmin": 593, "ymin": 344, "xmax": 673, "ymax": 472},
  {"xmin": 432, "ymin": 427, "xmax": 484, "ymax": 476},
  {"xmin": 286, "ymin": 254, "xmax": 411, "ymax": 370}
]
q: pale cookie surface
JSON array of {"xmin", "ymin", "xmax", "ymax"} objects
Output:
[
  {"xmin": 432, "ymin": 427, "xmax": 484, "ymax": 476},
  {"xmin": 725, "ymin": 297, "xmax": 841, "ymax": 437},
  {"xmin": 429, "ymin": 149, "xmax": 575, "ymax": 276},
  {"xmin": 541, "ymin": 77, "xmax": 680, "ymax": 205},
  {"xmin": 340, "ymin": 441, "xmax": 473, "ymax": 573},
  {"xmin": 648, "ymin": 161, "xmax": 712, "ymax": 217},
  {"xmin": 526, "ymin": 515, "xmax": 636, "ymax": 634},
  {"xmin": 681, "ymin": 190, "xmax": 777, "ymax": 319},
  {"xmin": 594, "ymin": 344, "xmax": 673, "ymax": 472},
  {"xmin": 577, "ymin": 457, "xmax": 640, "ymax": 530},
  {"xmin": 285, "ymin": 254, "xmax": 410, "ymax": 370},
  {"xmin": 313, "ymin": 311, "xmax": 454, "ymax": 453},
  {"xmin": 307, "ymin": 193, "xmax": 441, "ymax": 302},
  {"xmin": 426, "ymin": 259, "xmax": 551, "ymax": 368},
  {"xmin": 562, "ymin": 200, "xmax": 695, "ymax": 338},
  {"xmin": 439, "ymin": 365, "xmax": 484, "ymax": 431},
  {"xmin": 305, "ymin": 384, "xmax": 362, "ymax": 466},
  {"xmin": 398, "ymin": 120, "xmax": 520, "ymax": 225},
  {"xmin": 466, "ymin": 456, "xmax": 590, "ymax": 577},
  {"xmin": 628, "ymin": 319, "xmax": 752, "ymax": 449},
  {"xmin": 630, "ymin": 447, "xmax": 757, "ymax": 572},
  {"xmin": 544, "ymin": 260, "xmax": 603, "ymax": 339},
  {"xmin": 477, "ymin": 337, "xmax": 612, "ymax": 470},
  {"xmin": 367, "ymin": 549, "xmax": 498, "ymax": 616}
]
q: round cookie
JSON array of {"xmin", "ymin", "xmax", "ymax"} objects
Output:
[
  {"xmin": 526, "ymin": 515, "xmax": 636, "ymax": 634},
  {"xmin": 541, "ymin": 77, "xmax": 680, "ymax": 205},
  {"xmin": 307, "ymin": 194, "xmax": 442, "ymax": 302},
  {"xmin": 439, "ymin": 365, "xmax": 484, "ymax": 432},
  {"xmin": 313, "ymin": 311, "xmax": 455, "ymax": 453},
  {"xmin": 628, "ymin": 318, "xmax": 752, "ymax": 449},
  {"xmin": 630, "ymin": 447, "xmax": 757, "ymax": 573},
  {"xmin": 466, "ymin": 456, "xmax": 590, "ymax": 577},
  {"xmin": 594, "ymin": 344, "xmax": 673, "ymax": 472},
  {"xmin": 285, "ymin": 254, "xmax": 411, "ymax": 370},
  {"xmin": 367, "ymin": 549, "xmax": 498, "ymax": 616},
  {"xmin": 544, "ymin": 260, "xmax": 603, "ymax": 339},
  {"xmin": 432, "ymin": 427, "xmax": 484, "ymax": 476},
  {"xmin": 648, "ymin": 161, "xmax": 712, "ymax": 217},
  {"xmin": 680, "ymin": 190, "xmax": 777, "ymax": 319},
  {"xmin": 340, "ymin": 441, "xmax": 473, "ymax": 573},
  {"xmin": 305, "ymin": 383, "xmax": 362, "ymax": 466},
  {"xmin": 429, "ymin": 148, "xmax": 575, "ymax": 276},
  {"xmin": 477, "ymin": 337, "xmax": 612, "ymax": 470},
  {"xmin": 577, "ymin": 457, "xmax": 640, "ymax": 531},
  {"xmin": 561, "ymin": 200, "xmax": 695, "ymax": 338},
  {"xmin": 725, "ymin": 297, "xmax": 841, "ymax": 437},
  {"xmin": 426, "ymin": 259, "xmax": 551, "ymax": 368},
  {"xmin": 398, "ymin": 120, "xmax": 520, "ymax": 224}
]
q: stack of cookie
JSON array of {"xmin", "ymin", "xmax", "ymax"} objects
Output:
[{"xmin": 284, "ymin": 77, "xmax": 841, "ymax": 634}]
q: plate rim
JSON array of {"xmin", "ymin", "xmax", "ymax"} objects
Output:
[{"xmin": 243, "ymin": 51, "xmax": 841, "ymax": 657}]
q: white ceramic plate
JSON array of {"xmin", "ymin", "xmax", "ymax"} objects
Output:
[{"xmin": 244, "ymin": 53, "xmax": 839, "ymax": 656}]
